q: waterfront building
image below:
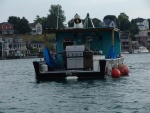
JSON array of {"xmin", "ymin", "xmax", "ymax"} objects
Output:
[
  {"xmin": 29, "ymin": 23, "xmax": 42, "ymax": 35},
  {"xmin": 0, "ymin": 22, "xmax": 14, "ymax": 35},
  {"xmin": 99, "ymin": 19, "xmax": 117, "ymax": 28},
  {"xmin": 133, "ymin": 18, "xmax": 149, "ymax": 31},
  {"xmin": 29, "ymin": 41, "xmax": 44, "ymax": 53},
  {"xmin": 0, "ymin": 35, "xmax": 27, "ymax": 58},
  {"xmin": 120, "ymin": 31, "xmax": 132, "ymax": 52},
  {"xmin": 134, "ymin": 30, "xmax": 150, "ymax": 50}
]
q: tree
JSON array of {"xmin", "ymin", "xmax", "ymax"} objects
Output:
[
  {"xmin": 17, "ymin": 17, "xmax": 31, "ymax": 34},
  {"xmin": 8, "ymin": 16, "xmax": 31, "ymax": 34},
  {"xmin": 92, "ymin": 18, "xmax": 101, "ymax": 27},
  {"xmin": 47, "ymin": 4, "xmax": 66, "ymax": 28},
  {"xmin": 34, "ymin": 4, "xmax": 66, "ymax": 29},
  {"xmin": 118, "ymin": 13, "xmax": 130, "ymax": 31},
  {"xmin": 129, "ymin": 19, "xmax": 139, "ymax": 38},
  {"xmin": 34, "ymin": 15, "xmax": 43, "ymax": 24},
  {"xmin": 118, "ymin": 13, "xmax": 129, "ymax": 20},
  {"xmin": 8, "ymin": 16, "xmax": 20, "ymax": 34}
]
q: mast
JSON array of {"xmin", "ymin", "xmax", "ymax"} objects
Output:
[
  {"xmin": 57, "ymin": 4, "xmax": 59, "ymax": 29},
  {"xmin": 57, "ymin": 0, "xmax": 60, "ymax": 29}
]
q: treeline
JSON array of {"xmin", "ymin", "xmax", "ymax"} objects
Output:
[{"xmin": 7, "ymin": 4, "xmax": 150, "ymax": 38}]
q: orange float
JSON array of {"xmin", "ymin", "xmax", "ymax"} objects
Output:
[
  {"xmin": 111, "ymin": 68, "xmax": 121, "ymax": 78},
  {"xmin": 118, "ymin": 64, "xmax": 129, "ymax": 76}
]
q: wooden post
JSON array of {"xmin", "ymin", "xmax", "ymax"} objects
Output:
[{"xmin": 112, "ymin": 29, "xmax": 114, "ymax": 46}]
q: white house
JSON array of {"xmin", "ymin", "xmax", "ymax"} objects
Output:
[
  {"xmin": 29, "ymin": 41, "xmax": 44, "ymax": 52},
  {"xmin": 133, "ymin": 18, "xmax": 149, "ymax": 31},
  {"xmin": 2, "ymin": 36, "xmax": 27, "ymax": 57},
  {"xmin": 100, "ymin": 19, "xmax": 117, "ymax": 28},
  {"xmin": 29, "ymin": 23, "xmax": 42, "ymax": 35}
]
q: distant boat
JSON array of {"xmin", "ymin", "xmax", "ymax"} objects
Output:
[
  {"xmin": 122, "ymin": 51, "xmax": 129, "ymax": 54},
  {"xmin": 133, "ymin": 46, "xmax": 149, "ymax": 53}
]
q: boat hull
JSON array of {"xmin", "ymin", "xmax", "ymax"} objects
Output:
[{"xmin": 33, "ymin": 60, "xmax": 106, "ymax": 81}]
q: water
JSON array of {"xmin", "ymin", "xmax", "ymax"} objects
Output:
[{"xmin": 0, "ymin": 54, "xmax": 150, "ymax": 113}]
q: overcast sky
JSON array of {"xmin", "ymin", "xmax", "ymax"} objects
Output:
[{"xmin": 0, "ymin": 0, "xmax": 150, "ymax": 24}]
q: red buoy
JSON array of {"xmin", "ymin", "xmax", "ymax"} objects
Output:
[
  {"xmin": 123, "ymin": 65, "xmax": 129, "ymax": 75},
  {"xmin": 111, "ymin": 68, "xmax": 121, "ymax": 78},
  {"xmin": 118, "ymin": 64, "xmax": 129, "ymax": 76}
]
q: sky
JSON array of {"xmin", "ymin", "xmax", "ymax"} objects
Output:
[{"xmin": 0, "ymin": 0, "xmax": 150, "ymax": 24}]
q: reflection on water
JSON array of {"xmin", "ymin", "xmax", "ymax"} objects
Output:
[{"xmin": 0, "ymin": 54, "xmax": 150, "ymax": 113}]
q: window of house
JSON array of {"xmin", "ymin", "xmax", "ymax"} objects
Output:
[
  {"xmin": 6, "ymin": 26, "xmax": 7, "ymax": 29},
  {"xmin": 148, "ymin": 32, "xmax": 150, "ymax": 36}
]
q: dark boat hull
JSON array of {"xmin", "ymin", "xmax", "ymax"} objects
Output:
[{"xmin": 33, "ymin": 60, "xmax": 106, "ymax": 81}]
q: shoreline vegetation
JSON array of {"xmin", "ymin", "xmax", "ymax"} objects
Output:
[{"xmin": 20, "ymin": 34, "xmax": 55, "ymax": 42}]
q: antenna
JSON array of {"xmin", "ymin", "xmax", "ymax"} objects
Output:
[{"xmin": 57, "ymin": 0, "xmax": 60, "ymax": 29}]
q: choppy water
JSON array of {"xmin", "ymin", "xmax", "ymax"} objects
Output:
[{"xmin": 0, "ymin": 54, "xmax": 150, "ymax": 113}]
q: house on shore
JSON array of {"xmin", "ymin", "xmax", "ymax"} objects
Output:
[
  {"xmin": 134, "ymin": 30, "xmax": 150, "ymax": 50},
  {"xmin": 120, "ymin": 31, "xmax": 132, "ymax": 52},
  {"xmin": 133, "ymin": 18, "xmax": 149, "ymax": 31},
  {"xmin": 29, "ymin": 23, "xmax": 42, "ymax": 35},
  {"xmin": 0, "ymin": 35, "xmax": 27, "ymax": 58},
  {"xmin": 0, "ymin": 22, "xmax": 14, "ymax": 35},
  {"xmin": 99, "ymin": 19, "xmax": 117, "ymax": 28}
]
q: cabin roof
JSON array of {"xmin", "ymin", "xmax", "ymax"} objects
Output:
[{"xmin": 43, "ymin": 28, "xmax": 119, "ymax": 34}]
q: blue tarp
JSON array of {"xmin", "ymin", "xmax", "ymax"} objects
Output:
[
  {"xmin": 108, "ymin": 46, "xmax": 116, "ymax": 59},
  {"xmin": 44, "ymin": 47, "xmax": 56, "ymax": 68}
]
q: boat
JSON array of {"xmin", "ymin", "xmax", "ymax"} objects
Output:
[
  {"xmin": 33, "ymin": 13, "xmax": 125, "ymax": 81},
  {"xmin": 122, "ymin": 51, "xmax": 129, "ymax": 54},
  {"xmin": 133, "ymin": 46, "xmax": 149, "ymax": 53}
]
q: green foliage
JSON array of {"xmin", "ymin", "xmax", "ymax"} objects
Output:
[
  {"xmin": 118, "ymin": 13, "xmax": 129, "ymax": 20},
  {"xmin": 34, "ymin": 15, "xmax": 43, "ymax": 24},
  {"xmin": 130, "ymin": 19, "xmax": 139, "ymax": 34},
  {"xmin": 118, "ymin": 13, "xmax": 131, "ymax": 31},
  {"xmin": 8, "ymin": 16, "xmax": 31, "ymax": 34},
  {"xmin": 103, "ymin": 15, "xmax": 118, "ymax": 23},
  {"xmin": 92, "ymin": 18, "xmax": 101, "ymax": 27},
  {"xmin": 8, "ymin": 16, "xmax": 20, "ymax": 34},
  {"xmin": 34, "ymin": 4, "xmax": 66, "ymax": 29}
]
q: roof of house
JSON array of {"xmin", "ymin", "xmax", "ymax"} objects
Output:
[
  {"xmin": 0, "ymin": 22, "xmax": 13, "ymax": 26},
  {"xmin": 133, "ymin": 18, "xmax": 145, "ymax": 23},
  {"xmin": 29, "ymin": 23, "xmax": 37, "ymax": 28},
  {"xmin": 103, "ymin": 19, "xmax": 114, "ymax": 25}
]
